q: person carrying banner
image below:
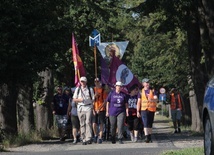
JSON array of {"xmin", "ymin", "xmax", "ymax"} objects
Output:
[
  {"xmin": 106, "ymin": 81, "xmax": 129, "ymax": 144},
  {"xmin": 137, "ymin": 78, "xmax": 158, "ymax": 143},
  {"xmin": 92, "ymin": 78, "xmax": 108, "ymax": 144},
  {"xmin": 73, "ymin": 76, "xmax": 95, "ymax": 145}
]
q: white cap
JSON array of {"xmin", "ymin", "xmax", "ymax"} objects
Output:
[
  {"xmin": 80, "ymin": 76, "xmax": 87, "ymax": 82},
  {"xmin": 94, "ymin": 78, "xmax": 100, "ymax": 82},
  {"xmin": 115, "ymin": 81, "xmax": 123, "ymax": 86}
]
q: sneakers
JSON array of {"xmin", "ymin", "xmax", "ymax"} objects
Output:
[
  {"xmin": 144, "ymin": 135, "xmax": 152, "ymax": 143},
  {"xmin": 93, "ymin": 135, "xmax": 98, "ymax": 143},
  {"xmin": 87, "ymin": 140, "xmax": 92, "ymax": 144},
  {"xmin": 82, "ymin": 142, "xmax": 87, "ymax": 145},
  {"xmin": 134, "ymin": 137, "xmax": 138, "ymax": 142},
  {"xmin": 98, "ymin": 139, "xmax": 102, "ymax": 144},
  {"xmin": 144, "ymin": 135, "xmax": 149, "ymax": 143},
  {"xmin": 118, "ymin": 139, "xmax": 124, "ymax": 144},
  {"xmin": 73, "ymin": 139, "xmax": 77, "ymax": 144}
]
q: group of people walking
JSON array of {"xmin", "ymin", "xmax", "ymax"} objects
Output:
[{"xmin": 52, "ymin": 76, "xmax": 183, "ymax": 145}]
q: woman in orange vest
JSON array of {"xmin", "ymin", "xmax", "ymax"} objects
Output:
[
  {"xmin": 137, "ymin": 78, "xmax": 158, "ymax": 143},
  {"xmin": 169, "ymin": 88, "xmax": 183, "ymax": 133}
]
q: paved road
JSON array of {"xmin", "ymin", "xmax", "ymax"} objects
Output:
[{"xmin": 1, "ymin": 115, "xmax": 203, "ymax": 155}]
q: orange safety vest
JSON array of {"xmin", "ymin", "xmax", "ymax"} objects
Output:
[
  {"xmin": 93, "ymin": 87, "xmax": 107, "ymax": 111},
  {"xmin": 170, "ymin": 93, "xmax": 182, "ymax": 110},
  {"xmin": 141, "ymin": 89, "xmax": 157, "ymax": 112}
]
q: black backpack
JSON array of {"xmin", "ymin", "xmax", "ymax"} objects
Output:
[{"xmin": 76, "ymin": 86, "xmax": 93, "ymax": 100}]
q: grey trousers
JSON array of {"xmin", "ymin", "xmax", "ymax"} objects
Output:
[
  {"xmin": 109, "ymin": 112, "xmax": 125, "ymax": 139},
  {"xmin": 78, "ymin": 110, "xmax": 92, "ymax": 142}
]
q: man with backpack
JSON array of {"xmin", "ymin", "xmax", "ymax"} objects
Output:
[{"xmin": 73, "ymin": 76, "xmax": 94, "ymax": 145}]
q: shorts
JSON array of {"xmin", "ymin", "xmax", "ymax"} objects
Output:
[
  {"xmin": 141, "ymin": 110, "xmax": 155, "ymax": 128},
  {"xmin": 171, "ymin": 109, "xmax": 182, "ymax": 121},
  {"xmin": 71, "ymin": 115, "xmax": 80, "ymax": 129},
  {"xmin": 92, "ymin": 111, "xmax": 106, "ymax": 124},
  {"xmin": 126, "ymin": 116, "xmax": 140, "ymax": 131},
  {"xmin": 55, "ymin": 115, "xmax": 67, "ymax": 128}
]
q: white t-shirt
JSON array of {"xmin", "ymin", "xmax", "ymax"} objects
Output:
[{"xmin": 73, "ymin": 86, "xmax": 94, "ymax": 112}]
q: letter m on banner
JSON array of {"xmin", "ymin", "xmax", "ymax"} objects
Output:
[{"xmin": 89, "ymin": 29, "xmax": 101, "ymax": 46}]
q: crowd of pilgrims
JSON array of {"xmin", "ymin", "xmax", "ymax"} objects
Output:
[{"xmin": 52, "ymin": 76, "xmax": 158, "ymax": 145}]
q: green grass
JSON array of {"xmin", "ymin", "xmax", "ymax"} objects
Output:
[
  {"xmin": 1, "ymin": 127, "xmax": 58, "ymax": 149},
  {"xmin": 2, "ymin": 132, "xmax": 41, "ymax": 148},
  {"xmin": 161, "ymin": 147, "xmax": 204, "ymax": 155}
]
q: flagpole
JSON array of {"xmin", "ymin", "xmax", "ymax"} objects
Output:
[
  {"xmin": 77, "ymin": 69, "xmax": 80, "ymax": 85},
  {"xmin": 89, "ymin": 29, "xmax": 100, "ymax": 79},
  {"xmin": 94, "ymin": 45, "xmax": 97, "ymax": 78}
]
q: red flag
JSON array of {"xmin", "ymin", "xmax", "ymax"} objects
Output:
[
  {"xmin": 72, "ymin": 33, "xmax": 86, "ymax": 86},
  {"xmin": 108, "ymin": 55, "xmax": 141, "ymax": 92}
]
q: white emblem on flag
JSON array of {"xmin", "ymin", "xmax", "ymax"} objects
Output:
[{"xmin": 116, "ymin": 64, "xmax": 133, "ymax": 85}]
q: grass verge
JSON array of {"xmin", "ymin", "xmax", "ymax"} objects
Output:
[
  {"xmin": 1, "ymin": 127, "xmax": 58, "ymax": 149},
  {"xmin": 161, "ymin": 147, "xmax": 204, "ymax": 155}
]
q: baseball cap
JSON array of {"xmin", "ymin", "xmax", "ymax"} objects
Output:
[
  {"xmin": 94, "ymin": 78, "xmax": 100, "ymax": 82},
  {"xmin": 115, "ymin": 81, "xmax": 123, "ymax": 86},
  {"xmin": 80, "ymin": 76, "xmax": 87, "ymax": 82},
  {"xmin": 142, "ymin": 78, "xmax": 150, "ymax": 83}
]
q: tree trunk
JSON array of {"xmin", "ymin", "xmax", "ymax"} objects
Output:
[
  {"xmin": 189, "ymin": 88, "xmax": 201, "ymax": 131},
  {"xmin": 35, "ymin": 68, "xmax": 54, "ymax": 131},
  {"xmin": 200, "ymin": 0, "xmax": 214, "ymax": 77},
  {"xmin": 0, "ymin": 83, "xmax": 18, "ymax": 135},
  {"xmin": 181, "ymin": 93, "xmax": 191, "ymax": 126},
  {"xmin": 17, "ymin": 83, "xmax": 35, "ymax": 134},
  {"xmin": 186, "ymin": 5, "xmax": 204, "ymax": 131}
]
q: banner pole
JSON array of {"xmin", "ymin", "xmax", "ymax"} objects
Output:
[{"xmin": 94, "ymin": 45, "xmax": 97, "ymax": 78}]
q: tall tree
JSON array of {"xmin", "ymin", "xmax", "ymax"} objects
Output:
[
  {"xmin": 35, "ymin": 68, "xmax": 54, "ymax": 131},
  {"xmin": 0, "ymin": 0, "xmax": 70, "ymax": 134},
  {"xmin": 17, "ymin": 83, "xmax": 34, "ymax": 133}
]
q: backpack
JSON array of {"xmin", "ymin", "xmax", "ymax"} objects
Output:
[{"xmin": 77, "ymin": 86, "xmax": 93, "ymax": 100}]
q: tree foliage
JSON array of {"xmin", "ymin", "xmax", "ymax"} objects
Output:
[{"xmin": 1, "ymin": 0, "xmax": 214, "ymax": 134}]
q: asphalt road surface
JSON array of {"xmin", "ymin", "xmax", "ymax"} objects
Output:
[{"xmin": 1, "ymin": 115, "xmax": 203, "ymax": 155}]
